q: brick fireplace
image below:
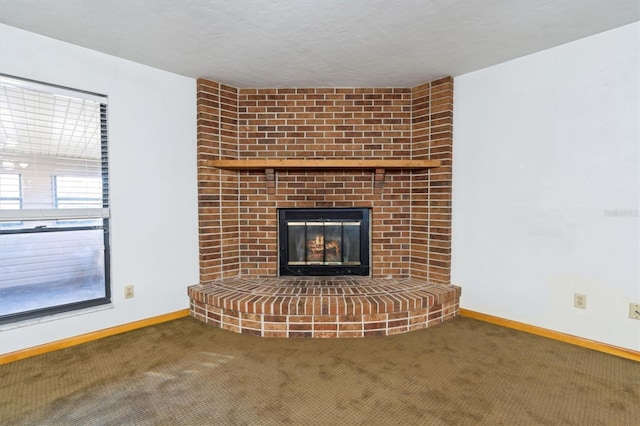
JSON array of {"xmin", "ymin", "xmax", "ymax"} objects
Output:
[{"xmin": 189, "ymin": 77, "xmax": 460, "ymax": 337}]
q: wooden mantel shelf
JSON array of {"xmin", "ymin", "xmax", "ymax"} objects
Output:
[
  {"xmin": 205, "ymin": 159, "xmax": 441, "ymax": 170},
  {"xmin": 204, "ymin": 159, "xmax": 441, "ymax": 195}
]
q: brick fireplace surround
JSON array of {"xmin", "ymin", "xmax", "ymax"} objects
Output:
[{"xmin": 188, "ymin": 77, "xmax": 461, "ymax": 337}]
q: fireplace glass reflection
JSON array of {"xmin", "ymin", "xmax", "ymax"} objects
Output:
[{"xmin": 287, "ymin": 221, "xmax": 361, "ymax": 266}]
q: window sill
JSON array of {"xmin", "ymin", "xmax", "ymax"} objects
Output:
[{"xmin": 0, "ymin": 302, "xmax": 114, "ymax": 331}]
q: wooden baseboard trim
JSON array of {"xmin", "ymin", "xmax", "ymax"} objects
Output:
[
  {"xmin": 0, "ymin": 309, "xmax": 190, "ymax": 365},
  {"xmin": 4, "ymin": 308, "xmax": 636, "ymax": 364},
  {"xmin": 459, "ymin": 308, "xmax": 639, "ymax": 362}
]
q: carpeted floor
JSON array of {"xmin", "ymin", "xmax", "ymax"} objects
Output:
[{"xmin": 1, "ymin": 316, "xmax": 638, "ymax": 425}]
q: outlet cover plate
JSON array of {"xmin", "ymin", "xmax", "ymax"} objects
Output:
[
  {"xmin": 629, "ymin": 303, "xmax": 640, "ymax": 320},
  {"xmin": 124, "ymin": 285, "xmax": 135, "ymax": 299},
  {"xmin": 574, "ymin": 293, "xmax": 587, "ymax": 309}
]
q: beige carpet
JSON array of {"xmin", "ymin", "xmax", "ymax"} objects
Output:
[{"xmin": 1, "ymin": 316, "xmax": 638, "ymax": 425}]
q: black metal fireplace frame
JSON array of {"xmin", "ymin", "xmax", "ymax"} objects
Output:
[{"xmin": 278, "ymin": 208, "xmax": 370, "ymax": 276}]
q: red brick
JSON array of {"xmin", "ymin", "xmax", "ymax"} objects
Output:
[{"xmin": 196, "ymin": 75, "xmax": 454, "ymax": 301}]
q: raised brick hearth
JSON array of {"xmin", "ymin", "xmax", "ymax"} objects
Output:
[
  {"xmin": 190, "ymin": 277, "xmax": 460, "ymax": 337},
  {"xmin": 189, "ymin": 76, "xmax": 460, "ymax": 337}
]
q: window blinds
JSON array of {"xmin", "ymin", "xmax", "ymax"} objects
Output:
[{"xmin": 0, "ymin": 75, "xmax": 109, "ymax": 225}]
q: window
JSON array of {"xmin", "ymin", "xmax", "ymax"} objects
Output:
[
  {"xmin": 54, "ymin": 176, "xmax": 102, "ymax": 226},
  {"xmin": 0, "ymin": 173, "xmax": 22, "ymax": 227},
  {"xmin": 54, "ymin": 176, "xmax": 102, "ymax": 209},
  {"xmin": 0, "ymin": 75, "xmax": 110, "ymax": 323}
]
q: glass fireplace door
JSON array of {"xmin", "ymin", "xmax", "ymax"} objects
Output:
[
  {"xmin": 286, "ymin": 221, "xmax": 361, "ymax": 266},
  {"xmin": 279, "ymin": 208, "xmax": 369, "ymax": 276}
]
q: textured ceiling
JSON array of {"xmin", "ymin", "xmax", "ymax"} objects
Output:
[{"xmin": 0, "ymin": 0, "xmax": 638, "ymax": 88}]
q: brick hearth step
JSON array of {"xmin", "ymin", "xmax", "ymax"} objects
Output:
[{"xmin": 188, "ymin": 277, "xmax": 461, "ymax": 338}]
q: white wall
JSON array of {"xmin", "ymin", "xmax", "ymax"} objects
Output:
[
  {"xmin": 452, "ymin": 22, "xmax": 640, "ymax": 351},
  {"xmin": 0, "ymin": 25, "xmax": 199, "ymax": 354}
]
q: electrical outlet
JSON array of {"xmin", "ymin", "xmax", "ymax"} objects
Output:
[
  {"xmin": 629, "ymin": 303, "xmax": 640, "ymax": 320},
  {"xmin": 574, "ymin": 293, "xmax": 587, "ymax": 309},
  {"xmin": 124, "ymin": 285, "xmax": 135, "ymax": 299}
]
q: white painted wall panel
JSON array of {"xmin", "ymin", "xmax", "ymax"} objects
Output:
[{"xmin": 452, "ymin": 22, "xmax": 640, "ymax": 350}]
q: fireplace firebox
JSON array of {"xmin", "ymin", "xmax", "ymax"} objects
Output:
[{"xmin": 278, "ymin": 208, "xmax": 370, "ymax": 276}]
